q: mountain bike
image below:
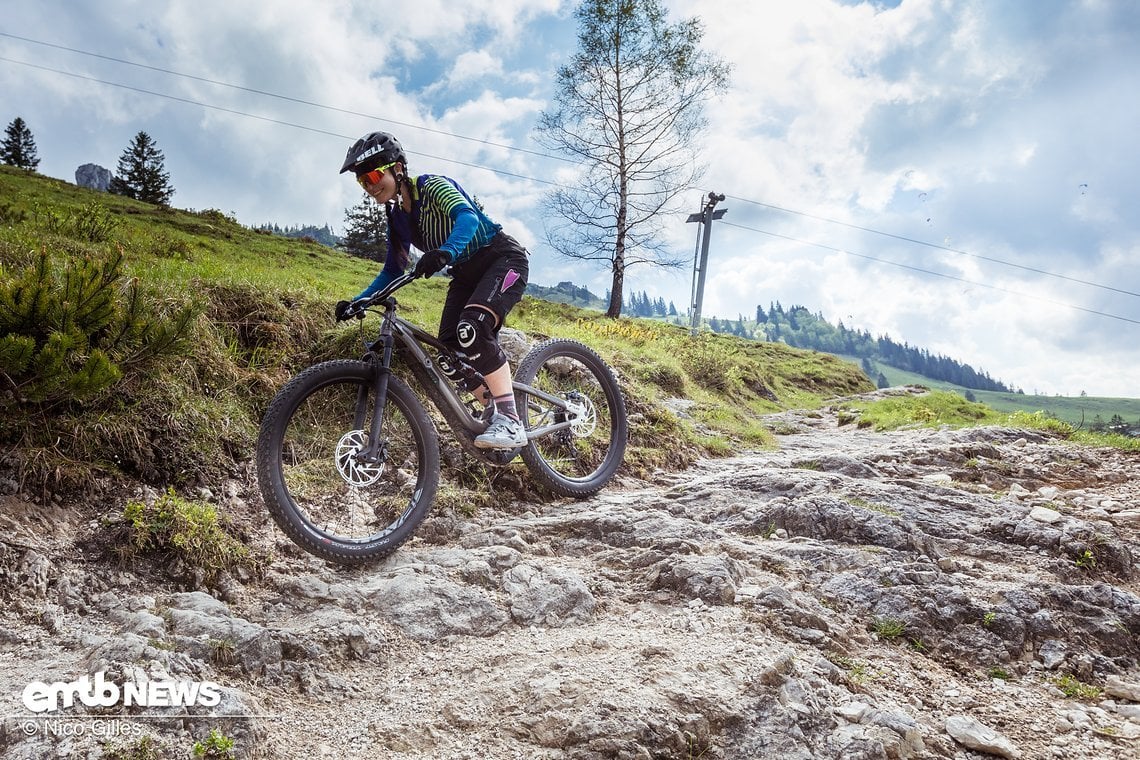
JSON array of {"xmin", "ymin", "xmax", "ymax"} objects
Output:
[{"xmin": 256, "ymin": 273, "xmax": 628, "ymax": 566}]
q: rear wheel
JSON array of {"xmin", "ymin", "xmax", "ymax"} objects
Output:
[
  {"xmin": 514, "ymin": 340, "xmax": 627, "ymax": 497},
  {"xmin": 256, "ymin": 360, "xmax": 439, "ymax": 565}
]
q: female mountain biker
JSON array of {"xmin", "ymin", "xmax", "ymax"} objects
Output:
[{"xmin": 335, "ymin": 130, "xmax": 530, "ymax": 449}]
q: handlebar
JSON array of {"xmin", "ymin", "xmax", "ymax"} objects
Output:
[{"xmin": 344, "ymin": 272, "xmax": 419, "ymax": 319}]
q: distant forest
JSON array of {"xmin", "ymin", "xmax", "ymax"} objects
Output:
[
  {"xmin": 525, "ymin": 281, "xmax": 609, "ymax": 311},
  {"xmin": 560, "ymin": 287, "xmax": 1012, "ymax": 394},
  {"xmin": 245, "ymin": 226, "xmax": 1012, "ymax": 394},
  {"xmin": 530, "ymin": 284, "xmax": 686, "ymax": 319},
  {"xmin": 707, "ymin": 302, "xmax": 1013, "ymax": 393},
  {"xmin": 256, "ymin": 222, "xmax": 339, "ymax": 248}
]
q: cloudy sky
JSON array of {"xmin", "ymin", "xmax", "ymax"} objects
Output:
[{"xmin": 3, "ymin": 0, "xmax": 1138, "ymax": 398}]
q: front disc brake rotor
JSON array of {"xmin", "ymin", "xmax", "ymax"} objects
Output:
[{"xmin": 335, "ymin": 430, "xmax": 384, "ymax": 486}]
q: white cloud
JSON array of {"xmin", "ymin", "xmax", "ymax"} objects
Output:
[
  {"xmin": 645, "ymin": 0, "xmax": 1140, "ymax": 396},
  {"xmin": 3, "ymin": 0, "xmax": 1138, "ymax": 396},
  {"xmin": 443, "ymin": 50, "xmax": 504, "ymax": 86}
]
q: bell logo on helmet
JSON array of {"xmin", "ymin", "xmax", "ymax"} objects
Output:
[
  {"xmin": 358, "ymin": 145, "xmax": 382, "ymax": 162},
  {"xmin": 342, "ymin": 131, "xmax": 406, "ymax": 174}
]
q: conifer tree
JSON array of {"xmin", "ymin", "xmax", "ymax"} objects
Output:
[
  {"xmin": 1, "ymin": 117, "xmax": 41, "ymax": 170},
  {"xmin": 109, "ymin": 131, "xmax": 175, "ymax": 205},
  {"xmin": 0, "ymin": 248, "xmax": 196, "ymax": 404},
  {"xmin": 340, "ymin": 199, "xmax": 389, "ymax": 261}
]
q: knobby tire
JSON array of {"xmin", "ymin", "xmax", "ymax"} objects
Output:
[
  {"xmin": 515, "ymin": 339, "xmax": 628, "ymax": 497},
  {"xmin": 256, "ymin": 360, "xmax": 439, "ymax": 565}
]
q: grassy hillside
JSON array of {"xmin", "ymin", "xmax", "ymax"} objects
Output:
[
  {"xmin": 0, "ymin": 166, "xmax": 872, "ymax": 498},
  {"xmin": 523, "ymin": 281, "xmax": 608, "ymax": 312},
  {"xmin": 853, "ymin": 357, "xmax": 1140, "ymax": 428},
  {"xmin": 650, "ymin": 301, "xmax": 1136, "ymax": 426},
  {"xmin": 832, "ymin": 389, "xmax": 1140, "ymax": 451},
  {"xmin": 969, "ymin": 390, "xmax": 1140, "ymax": 429}
]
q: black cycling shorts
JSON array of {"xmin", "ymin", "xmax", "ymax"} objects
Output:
[{"xmin": 438, "ymin": 232, "xmax": 529, "ymax": 340}]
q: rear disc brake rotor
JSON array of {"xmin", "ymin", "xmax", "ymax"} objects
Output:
[{"xmin": 565, "ymin": 393, "xmax": 598, "ymax": 437}]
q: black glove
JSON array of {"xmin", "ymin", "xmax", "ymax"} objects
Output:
[
  {"xmin": 413, "ymin": 249, "xmax": 451, "ymax": 279},
  {"xmin": 334, "ymin": 300, "xmax": 356, "ymax": 321}
]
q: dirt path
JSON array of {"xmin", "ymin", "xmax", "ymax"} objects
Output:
[{"xmin": 2, "ymin": 392, "xmax": 1139, "ymax": 758}]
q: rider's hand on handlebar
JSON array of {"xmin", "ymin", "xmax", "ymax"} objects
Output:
[
  {"xmin": 413, "ymin": 249, "xmax": 451, "ymax": 279},
  {"xmin": 334, "ymin": 299, "xmax": 367, "ymax": 321}
]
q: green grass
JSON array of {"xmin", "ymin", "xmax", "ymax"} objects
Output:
[
  {"xmin": 117, "ymin": 488, "xmax": 264, "ymax": 587},
  {"xmin": 841, "ymin": 390, "xmax": 1140, "ymax": 451},
  {"xmin": 1051, "ymin": 673, "xmax": 1102, "ymax": 700},
  {"xmin": 840, "ymin": 390, "xmax": 996, "ymax": 431},
  {"xmin": 103, "ymin": 735, "xmax": 164, "ymax": 760},
  {"xmin": 871, "ymin": 616, "xmax": 907, "ymax": 640},
  {"xmin": 0, "ymin": 166, "xmax": 874, "ymax": 494},
  {"xmin": 971, "ymin": 390, "xmax": 1140, "ymax": 430},
  {"xmin": 846, "ymin": 496, "xmax": 900, "ymax": 518},
  {"xmin": 192, "ymin": 729, "xmax": 236, "ymax": 759},
  {"xmin": 840, "ymin": 355, "xmax": 1140, "ymax": 429}
]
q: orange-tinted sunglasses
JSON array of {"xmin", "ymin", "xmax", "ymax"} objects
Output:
[{"xmin": 356, "ymin": 162, "xmax": 395, "ymax": 188}]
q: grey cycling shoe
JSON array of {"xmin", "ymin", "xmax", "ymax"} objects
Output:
[{"xmin": 475, "ymin": 412, "xmax": 527, "ymax": 449}]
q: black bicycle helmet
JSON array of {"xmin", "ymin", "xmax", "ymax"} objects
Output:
[{"xmin": 339, "ymin": 131, "xmax": 407, "ymax": 174}]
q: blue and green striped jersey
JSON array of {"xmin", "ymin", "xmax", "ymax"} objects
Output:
[{"xmin": 357, "ymin": 174, "xmax": 502, "ymax": 299}]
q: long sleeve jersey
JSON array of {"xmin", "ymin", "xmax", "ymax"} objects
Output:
[{"xmin": 356, "ymin": 174, "xmax": 502, "ymax": 299}]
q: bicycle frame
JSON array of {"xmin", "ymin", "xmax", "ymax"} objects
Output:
[
  {"xmin": 353, "ymin": 278, "xmax": 579, "ymax": 455},
  {"xmin": 258, "ymin": 273, "xmax": 628, "ymax": 566}
]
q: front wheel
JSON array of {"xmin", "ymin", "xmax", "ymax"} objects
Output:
[
  {"xmin": 256, "ymin": 360, "xmax": 439, "ymax": 565},
  {"xmin": 515, "ymin": 339, "xmax": 628, "ymax": 497}
]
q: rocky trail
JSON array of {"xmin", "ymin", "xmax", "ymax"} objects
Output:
[{"xmin": 2, "ymin": 388, "xmax": 1139, "ymax": 759}]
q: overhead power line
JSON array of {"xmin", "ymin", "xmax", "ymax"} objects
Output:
[
  {"xmin": 725, "ymin": 193, "xmax": 1140, "ymax": 300},
  {"xmin": 0, "ymin": 31, "xmax": 569, "ymax": 164},
  {"xmin": 3, "ymin": 33, "xmax": 1133, "ymax": 299},
  {"xmin": 719, "ymin": 219, "xmax": 1140, "ymax": 326},
  {"xmin": 0, "ymin": 55, "xmax": 561, "ymax": 187},
  {"xmin": 3, "ymin": 32, "xmax": 1136, "ymax": 325}
]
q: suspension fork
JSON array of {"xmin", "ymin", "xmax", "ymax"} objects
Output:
[{"xmin": 356, "ymin": 312, "xmax": 398, "ymax": 463}]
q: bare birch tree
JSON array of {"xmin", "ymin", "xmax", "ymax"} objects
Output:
[{"xmin": 536, "ymin": 0, "xmax": 729, "ymax": 317}]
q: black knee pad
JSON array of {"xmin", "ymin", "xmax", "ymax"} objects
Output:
[{"xmin": 455, "ymin": 307, "xmax": 506, "ymax": 375}]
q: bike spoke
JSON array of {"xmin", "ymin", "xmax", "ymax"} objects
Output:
[
  {"xmin": 279, "ymin": 379, "xmax": 421, "ymax": 543},
  {"xmin": 522, "ymin": 355, "xmax": 614, "ymax": 481}
]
